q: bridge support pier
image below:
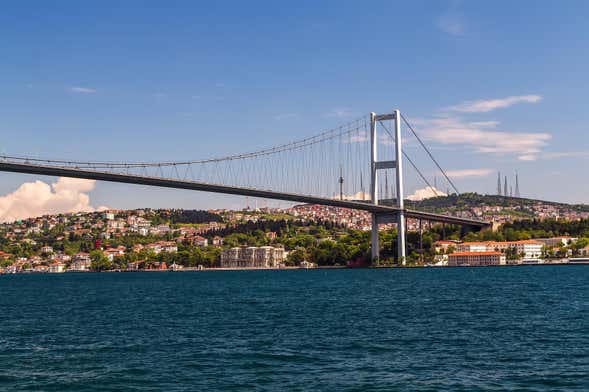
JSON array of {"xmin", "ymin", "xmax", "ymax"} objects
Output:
[
  {"xmin": 370, "ymin": 112, "xmax": 379, "ymax": 262},
  {"xmin": 371, "ymin": 213, "xmax": 379, "ymax": 262},
  {"xmin": 370, "ymin": 110, "xmax": 406, "ymax": 265},
  {"xmin": 394, "ymin": 109, "xmax": 406, "ymax": 265}
]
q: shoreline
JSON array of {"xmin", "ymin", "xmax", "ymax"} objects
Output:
[{"xmin": 3, "ymin": 261, "xmax": 589, "ymax": 274}]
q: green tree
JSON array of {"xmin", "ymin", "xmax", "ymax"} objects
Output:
[
  {"xmin": 90, "ymin": 250, "xmax": 112, "ymax": 271},
  {"xmin": 286, "ymin": 248, "xmax": 307, "ymax": 266}
]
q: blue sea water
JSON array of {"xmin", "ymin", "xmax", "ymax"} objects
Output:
[{"xmin": 1, "ymin": 266, "xmax": 588, "ymax": 391}]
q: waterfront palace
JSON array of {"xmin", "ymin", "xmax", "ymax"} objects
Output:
[{"xmin": 220, "ymin": 246, "xmax": 286, "ymax": 268}]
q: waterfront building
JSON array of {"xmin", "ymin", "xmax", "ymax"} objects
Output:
[
  {"xmin": 169, "ymin": 262, "xmax": 184, "ymax": 271},
  {"xmin": 299, "ymin": 260, "xmax": 317, "ymax": 269},
  {"xmin": 456, "ymin": 242, "xmax": 488, "ymax": 253},
  {"xmin": 69, "ymin": 252, "xmax": 91, "ymax": 271},
  {"xmin": 456, "ymin": 240, "xmax": 543, "ymax": 260},
  {"xmin": 48, "ymin": 262, "xmax": 66, "ymax": 273},
  {"xmin": 104, "ymin": 246, "xmax": 126, "ymax": 261},
  {"xmin": 434, "ymin": 240, "xmax": 460, "ymax": 253},
  {"xmin": 220, "ymin": 246, "xmax": 285, "ymax": 268},
  {"xmin": 127, "ymin": 261, "xmax": 142, "ymax": 271},
  {"xmin": 448, "ymin": 251, "xmax": 506, "ymax": 266}
]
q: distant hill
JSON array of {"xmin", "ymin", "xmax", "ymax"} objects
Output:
[{"xmin": 405, "ymin": 193, "xmax": 589, "ymax": 216}]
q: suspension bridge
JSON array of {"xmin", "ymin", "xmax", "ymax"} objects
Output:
[{"xmin": 0, "ymin": 109, "xmax": 490, "ymax": 263}]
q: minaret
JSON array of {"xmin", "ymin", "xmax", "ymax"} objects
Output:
[
  {"xmin": 497, "ymin": 172, "xmax": 502, "ymax": 196},
  {"xmin": 360, "ymin": 172, "xmax": 365, "ymax": 200},
  {"xmin": 504, "ymin": 176, "xmax": 508, "ymax": 197},
  {"xmin": 384, "ymin": 171, "xmax": 389, "ymax": 200},
  {"xmin": 515, "ymin": 171, "xmax": 520, "ymax": 198},
  {"xmin": 380, "ymin": 181, "xmax": 384, "ymax": 203},
  {"xmin": 339, "ymin": 165, "xmax": 344, "ymax": 200}
]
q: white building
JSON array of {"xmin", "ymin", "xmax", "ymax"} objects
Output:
[
  {"xmin": 194, "ymin": 236, "xmax": 208, "ymax": 247},
  {"xmin": 146, "ymin": 241, "xmax": 178, "ymax": 254},
  {"xmin": 104, "ymin": 246, "xmax": 126, "ymax": 261},
  {"xmin": 448, "ymin": 252, "xmax": 506, "ymax": 266},
  {"xmin": 220, "ymin": 246, "xmax": 285, "ymax": 268},
  {"xmin": 69, "ymin": 252, "xmax": 91, "ymax": 271},
  {"xmin": 456, "ymin": 242, "xmax": 487, "ymax": 253},
  {"xmin": 48, "ymin": 262, "xmax": 66, "ymax": 273},
  {"xmin": 40, "ymin": 245, "xmax": 54, "ymax": 254},
  {"xmin": 107, "ymin": 220, "xmax": 126, "ymax": 230},
  {"xmin": 456, "ymin": 240, "xmax": 543, "ymax": 260}
]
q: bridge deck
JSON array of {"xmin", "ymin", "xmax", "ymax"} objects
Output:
[{"xmin": 0, "ymin": 161, "xmax": 490, "ymax": 228}]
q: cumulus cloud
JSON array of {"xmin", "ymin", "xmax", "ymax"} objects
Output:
[
  {"xmin": 68, "ymin": 86, "xmax": 97, "ymax": 94},
  {"xmin": 338, "ymin": 191, "xmax": 371, "ymax": 201},
  {"xmin": 446, "ymin": 168, "xmax": 494, "ymax": 178},
  {"xmin": 411, "ymin": 116, "xmax": 551, "ymax": 161},
  {"xmin": 0, "ymin": 177, "xmax": 108, "ymax": 223},
  {"xmin": 446, "ymin": 95, "xmax": 542, "ymax": 113},
  {"xmin": 407, "ymin": 186, "xmax": 447, "ymax": 201}
]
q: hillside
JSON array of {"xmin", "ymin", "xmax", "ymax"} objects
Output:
[{"xmin": 404, "ymin": 193, "xmax": 589, "ymax": 221}]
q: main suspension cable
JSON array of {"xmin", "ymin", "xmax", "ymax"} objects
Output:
[
  {"xmin": 400, "ymin": 113, "xmax": 459, "ymax": 194},
  {"xmin": 378, "ymin": 121, "xmax": 441, "ymax": 198}
]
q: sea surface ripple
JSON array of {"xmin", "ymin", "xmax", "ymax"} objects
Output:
[{"xmin": 1, "ymin": 266, "xmax": 588, "ymax": 391}]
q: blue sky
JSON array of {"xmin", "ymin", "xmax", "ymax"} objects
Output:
[{"xmin": 1, "ymin": 0, "xmax": 589, "ymax": 215}]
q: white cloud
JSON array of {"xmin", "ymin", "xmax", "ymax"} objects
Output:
[
  {"xmin": 68, "ymin": 86, "xmax": 97, "ymax": 94},
  {"xmin": 539, "ymin": 151, "xmax": 589, "ymax": 159},
  {"xmin": 325, "ymin": 108, "xmax": 353, "ymax": 118},
  {"xmin": 407, "ymin": 186, "xmax": 447, "ymax": 201},
  {"xmin": 412, "ymin": 116, "xmax": 551, "ymax": 161},
  {"xmin": 0, "ymin": 177, "xmax": 107, "ymax": 223},
  {"xmin": 273, "ymin": 113, "xmax": 298, "ymax": 121},
  {"xmin": 436, "ymin": 12, "xmax": 464, "ymax": 36},
  {"xmin": 446, "ymin": 168, "xmax": 494, "ymax": 178},
  {"xmin": 338, "ymin": 191, "xmax": 370, "ymax": 201},
  {"xmin": 349, "ymin": 131, "xmax": 369, "ymax": 143},
  {"xmin": 517, "ymin": 154, "xmax": 537, "ymax": 161},
  {"xmin": 347, "ymin": 131, "xmax": 396, "ymax": 145},
  {"xmin": 447, "ymin": 95, "xmax": 542, "ymax": 113}
]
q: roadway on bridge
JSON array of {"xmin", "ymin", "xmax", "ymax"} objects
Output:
[{"xmin": 0, "ymin": 161, "xmax": 489, "ymax": 228}]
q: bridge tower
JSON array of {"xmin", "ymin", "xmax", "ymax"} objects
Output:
[{"xmin": 370, "ymin": 110, "xmax": 406, "ymax": 264}]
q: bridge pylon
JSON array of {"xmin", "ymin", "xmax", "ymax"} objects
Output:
[{"xmin": 370, "ymin": 110, "xmax": 406, "ymax": 265}]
